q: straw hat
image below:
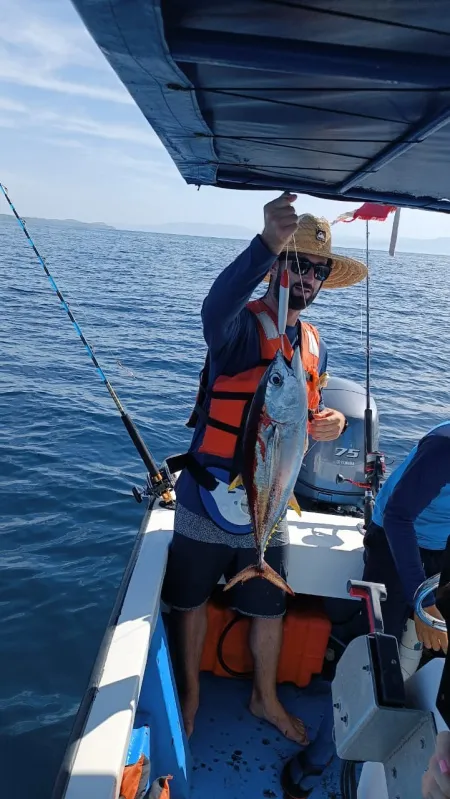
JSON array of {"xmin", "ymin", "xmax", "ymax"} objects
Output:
[{"xmin": 263, "ymin": 213, "xmax": 367, "ymax": 289}]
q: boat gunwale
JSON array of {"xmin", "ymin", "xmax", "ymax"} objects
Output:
[{"xmin": 50, "ymin": 498, "xmax": 156, "ymax": 799}]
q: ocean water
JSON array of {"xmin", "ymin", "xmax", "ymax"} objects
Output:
[{"xmin": 1, "ymin": 220, "xmax": 449, "ymax": 797}]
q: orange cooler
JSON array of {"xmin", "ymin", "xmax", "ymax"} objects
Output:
[{"xmin": 200, "ymin": 595, "xmax": 331, "ymax": 687}]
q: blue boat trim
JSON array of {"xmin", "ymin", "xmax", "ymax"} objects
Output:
[
  {"xmin": 125, "ymin": 724, "xmax": 150, "ymax": 769},
  {"xmin": 71, "ymin": 1, "xmax": 450, "ymax": 211},
  {"xmin": 137, "ymin": 613, "xmax": 191, "ymax": 798}
]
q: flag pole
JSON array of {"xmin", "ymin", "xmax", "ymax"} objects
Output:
[
  {"xmin": 332, "ymin": 203, "xmax": 390, "ymax": 524},
  {"xmin": 389, "ymin": 208, "xmax": 401, "ymax": 256}
]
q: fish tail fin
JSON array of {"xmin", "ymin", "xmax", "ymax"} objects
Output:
[
  {"xmin": 223, "ymin": 561, "xmax": 295, "ymax": 596},
  {"xmin": 288, "ymin": 494, "xmax": 302, "ymax": 517},
  {"xmin": 228, "ymin": 474, "xmax": 243, "ymax": 491},
  {"xmin": 262, "ymin": 561, "xmax": 296, "ymax": 595},
  {"xmin": 223, "ymin": 564, "xmax": 260, "ymax": 591}
]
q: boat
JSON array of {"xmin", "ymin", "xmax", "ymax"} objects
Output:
[{"xmin": 38, "ymin": 2, "xmax": 450, "ymax": 798}]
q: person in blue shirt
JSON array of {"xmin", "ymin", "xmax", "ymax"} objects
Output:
[
  {"xmin": 363, "ymin": 422, "xmax": 450, "ymax": 653},
  {"xmin": 162, "ymin": 193, "xmax": 367, "ymax": 743}
]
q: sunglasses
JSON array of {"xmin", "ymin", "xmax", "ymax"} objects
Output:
[{"xmin": 282, "ymin": 254, "xmax": 332, "ymax": 283}]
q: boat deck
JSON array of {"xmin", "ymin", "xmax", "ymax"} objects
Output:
[
  {"xmin": 58, "ymin": 506, "xmax": 362, "ymax": 799},
  {"xmin": 190, "ymin": 673, "xmax": 339, "ymax": 799}
]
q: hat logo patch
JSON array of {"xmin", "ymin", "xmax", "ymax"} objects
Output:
[{"xmin": 316, "ymin": 228, "xmax": 326, "ymax": 242}]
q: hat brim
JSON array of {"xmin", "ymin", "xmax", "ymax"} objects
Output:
[
  {"xmin": 263, "ymin": 253, "xmax": 367, "ymax": 289},
  {"xmin": 323, "ymin": 254, "xmax": 368, "ymax": 289}
]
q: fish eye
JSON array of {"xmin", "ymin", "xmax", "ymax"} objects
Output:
[{"xmin": 269, "ymin": 372, "xmax": 283, "ymax": 387}]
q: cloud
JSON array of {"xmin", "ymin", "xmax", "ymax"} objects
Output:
[
  {"xmin": 100, "ymin": 149, "xmax": 175, "ymax": 178},
  {"xmin": 43, "ymin": 137, "xmax": 88, "ymax": 151},
  {"xmin": 43, "ymin": 113, "xmax": 162, "ymax": 147},
  {"xmin": 41, "ymin": 136, "xmax": 176, "ymax": 180},
  {"xmin": 0, "ymin": 51, "xmax": 131, "ymax": 104},
  {"xmin": 0, "ymin": 2, "xmax": 130, "ymax": 104},
  {"xmin": 0, "ymin": 116, "xmax": 17, "ymax": 128},
  {"xmin": 0, "ymin": 17, "xmax": 97, "ymax": 70},
  {"xmin": 0, "ymin": 95, "xmax": 158, "ymax": 148},
  {"xmin": 0, "ymin": 97, "xmax": 26, "ymax": 113}
]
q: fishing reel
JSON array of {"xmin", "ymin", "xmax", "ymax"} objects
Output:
[
  {"xmin": 336, "ymin": 451, "xmax": 386, "ymax": 492},
  {"xmin": 132, "ymin": 460, "xmax": 176, "ymax": 508},
  {"xmin": 336, "ymin": 451, "xmax": 385, "ymax": 528},
  {"xmin": 365, "ymin": 451, "xmax": 386, "ymax": 495}
]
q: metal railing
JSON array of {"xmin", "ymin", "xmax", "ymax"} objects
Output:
[{"xmin": 414, "ymin": 574, "xmax": 447, "ymax": 633}]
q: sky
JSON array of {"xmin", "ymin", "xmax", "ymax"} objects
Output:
[{"xmin": 1, "ymin": 0, "xmax": 450, "ymax": 240}]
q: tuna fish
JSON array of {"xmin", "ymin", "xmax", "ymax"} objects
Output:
[{"xmin": 223, "ymin": 347, "xmax": 308, "ymax": 595}]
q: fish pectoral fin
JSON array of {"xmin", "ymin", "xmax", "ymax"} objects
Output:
[
  {"xmin": 288, "ymin": 494, "xmax": 302, "ymax": 517},
  {"xmin": 223, "ymin": 561, "xmax": 295, "ymax": 596},
  {"xmin": 228, "ymin": 474, "xmax": 243, "ymax": 491}
]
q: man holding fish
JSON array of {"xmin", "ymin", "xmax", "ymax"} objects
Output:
[{"xmin": 162, "ymin": 192, "xmax": 367, "ymax": 743}]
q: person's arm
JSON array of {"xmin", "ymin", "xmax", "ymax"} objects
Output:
[
  {"xmin": 201, "ymin": 192, "xmax": 299, "ymax": 356},
  {"xmin": 383, "ymin": 433, "xmax": 450, "ymax": 606},
  {"xmin": 309, "ymin": 339, "xmax": 346, "ymax": 439},
  {"xmin": 201, "ymin": 235, "xmax": 276, "ymax": 354}
]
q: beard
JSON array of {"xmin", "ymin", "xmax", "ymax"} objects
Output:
[{"xmin": 273, "ymin": 270, "xmax": 321, "ymax": 311}]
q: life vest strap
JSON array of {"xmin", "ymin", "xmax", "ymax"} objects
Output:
[
  {"xmin": 165, "ymin": 453, "xmax": 219, "ymax": 492},
  {"xmin": 204, "ymin": 416, "xmax": 242, "ymax": 436},
  {"xmin": 195, "ymin": 357, "xmax": 273, "ymax": 413},
  {"xmin": 210, "ymin": 390, "xmax": 255, "ymax": 400},
  {"xmin": 193, "ymin": 402, "xmax": 242, "ymax": 436}
]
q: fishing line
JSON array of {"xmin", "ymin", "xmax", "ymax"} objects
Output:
[
  {"xmin": 360, "ymin": 276, "xmax": 365, "ymax": 350},
  {"xmin": 117, "ymin": 360, "xmax": 136, "ymax": 378},
  {"xmin": 0, "ymin": 182, "xmax": 172, "ymax": 504}
]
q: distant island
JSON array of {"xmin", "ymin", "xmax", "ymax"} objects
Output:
[
  {"xmin": 0, "ymin": 213, "xmax": 115, "ymax": 230},
  {"xmin": 123, "ymin": 223, "xmax": 450, "ymax": 255},
  {"xmin": 120, "ymin": 221, "xmax": 255, "ymax": 240},
  {"xmin": 3, "ymin": 213, "xmax": 450, "ymax": 255}
]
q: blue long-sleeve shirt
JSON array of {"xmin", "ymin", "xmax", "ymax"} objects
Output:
[
  {"xmin": 372, "ymin": 422, "xmax": 450, "ymax": 605},
  {"xmin": 175, "ymin": 235, "xmax": 327, "ymax": 517}
]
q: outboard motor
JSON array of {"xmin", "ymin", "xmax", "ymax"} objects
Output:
[{"xmin": 295, "ymin": 376, "xmax": 379, "ymax": 516}]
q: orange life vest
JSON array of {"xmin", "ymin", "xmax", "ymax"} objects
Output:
[{"xmin": 190, "ymin": 299, "xmax": 323, "ymax": 462}]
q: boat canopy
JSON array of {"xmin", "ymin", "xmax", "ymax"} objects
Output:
[{"xmin": 72, "ymin": 0, "xmax": 450, "ymax": 212}]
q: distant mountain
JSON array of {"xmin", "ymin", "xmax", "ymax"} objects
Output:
[
  {"xmin": 333, "ymin": 233, "xmax": 450, "ymax": 256},
  {"xmin": 131, "ymin": 224, "xmax": 450, "ymax": 253},
  {"xmin": 2, "ymin": 211, "xmax": 450, "ymax": 254},
  {"xmin": 0, "ymin": 214, "xmax": 115, "ymax": 230},
  {"xmin": 121, "ymin": 222, "xmax": 254, "ymax": 240}
]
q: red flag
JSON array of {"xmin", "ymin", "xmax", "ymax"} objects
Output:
[{"xmin": 332, "ymin": 203, "xmax": 396, "ymax": 225}]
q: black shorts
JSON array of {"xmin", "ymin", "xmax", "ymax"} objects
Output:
[{"xmin": 162, "ymin": 532, "xmax": 288, "ymax": 618}]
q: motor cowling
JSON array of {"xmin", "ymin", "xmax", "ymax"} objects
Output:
[{"xmin": 295, "ymin": 376, "xmax": 379, "ymax": 514}]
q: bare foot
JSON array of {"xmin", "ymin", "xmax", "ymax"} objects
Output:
[
  {"xmin": 249, "ymin": 695, "xmax": 309, "ymax": 745},
  {"xmin": 180, "ymin": 689, "xmax": 199, "ymax": 739}
]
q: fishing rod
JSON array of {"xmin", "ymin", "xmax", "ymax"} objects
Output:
[
  {"xmin": 336, "ymin": 219, "xmax": 385, "ymax": 524},
  {"xmin": 0, "ymin": 182, "xmax": 173, "ymax": 507},
  {"xmin": 361, "ymin": 221, "xmax": 385, "ymax": 526}
]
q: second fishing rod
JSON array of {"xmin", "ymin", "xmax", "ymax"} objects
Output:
[{"xmin": 0, "ymin": 182, "xmax": 173, "ymax": 507}]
